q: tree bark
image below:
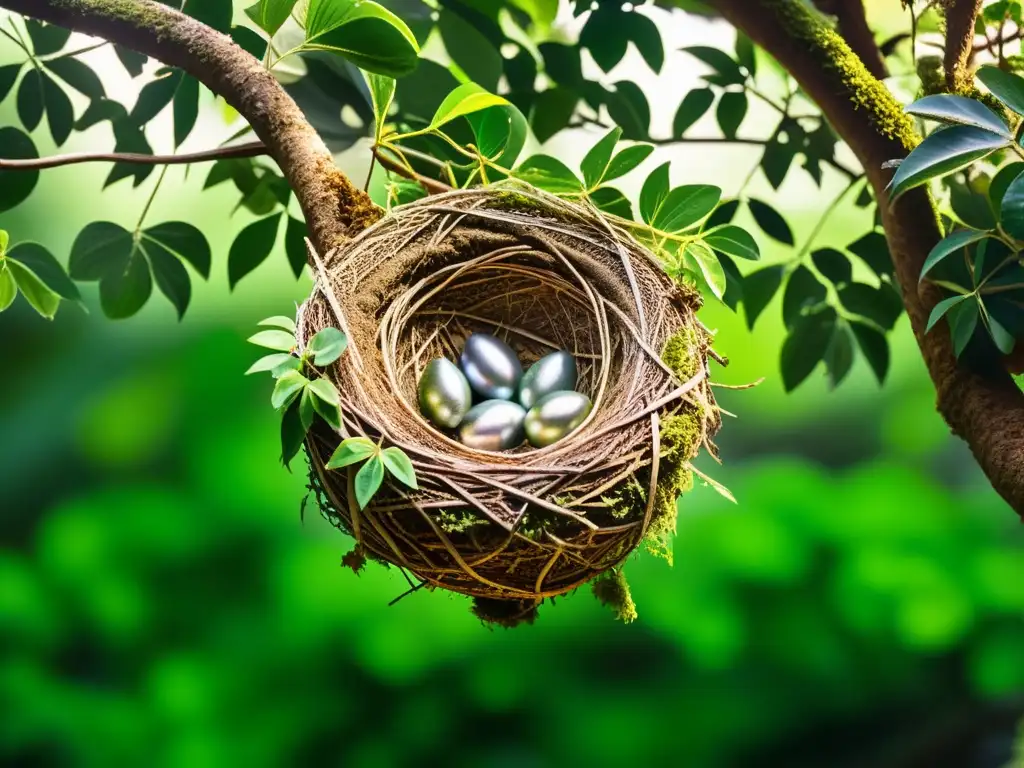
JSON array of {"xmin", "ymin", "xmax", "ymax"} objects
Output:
[
  {"xmin": 812, "ymin": 0, "xmax": 889, "ymax": 80},
  {"xmin": 0, "ymin": 0, "xmax": 379, "ymax": 254},
  {"xmin": 944, "ymin": 0, "xmax": 984, "ymax": 91},
  {"xmin": 714, "ymin": 0, "xmax": 1024, "ymax": 520}
]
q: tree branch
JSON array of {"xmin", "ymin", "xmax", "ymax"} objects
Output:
[
  {"xmin": 944, "ymin": 0, "xmax": 984, "ymax": 91},
  {"xmin": 0, "ymin": 140, "xmax": 269, "ymax": 170},
  {"xmin": 714, "ymin": 0, "xmax": 1024, "ymax": 520},
  {"xmin": 0, "ymin": 0, "xmax": 379, "ymax": 252},
  {"xmin": 372, "ymin": 147, "xmax": 452, "ymax": 195},
  {"xmin": 812, "ymin": 0, "xmax": 889, "ymax": 79}
]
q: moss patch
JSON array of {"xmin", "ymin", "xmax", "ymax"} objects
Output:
[
  {"xmin": 437, "ymin": 510, "xmax": 488, "ymax": 534},
  {"xmin": 601, "ymin": 476, "xmax": 647, "ymax": 520},
  {"xmin": 471, "ymin": 597, "xmax": 539, "ymax": 628},
  {"xmin": 662, "ymin": 326, "xmax": 702, "ymax": 381},
  {"xmin": 591, "ymin": 569, "xmax": 638, "ymax": 623}
]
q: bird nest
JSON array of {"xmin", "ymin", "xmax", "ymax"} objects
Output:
[{"xmin": 296, "ymin": 183, "xmax": 722, "ymax": 624}]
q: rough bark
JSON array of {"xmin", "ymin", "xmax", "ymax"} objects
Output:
[
  {"xmin": 812, "ymin": 0, "xmax": 889, "ymax": 79},
  {"xmin": 0, "ymin": 0, "xmax": 379, "ymax": 254},
  {"xmin": 714, "ymin": 0, "xmax": 1024, "ymax": 520},
  {"xmin": 944, "ymin": 0, "xmax": 984, "ymax": 91}
]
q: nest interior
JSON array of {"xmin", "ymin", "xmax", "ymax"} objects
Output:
[{"xmin": 298, "ymin": 184, "xmax": 721, "ymax": 604}]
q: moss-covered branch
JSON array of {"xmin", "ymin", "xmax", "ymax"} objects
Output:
[
  {"xmin": 812, "ymin": 0, "xmax": 888, "ymax": 79},
  {"xmin": 0, "ymin": 0, "xmax": 379, "ymax": 252},
  {"xmin": 713, "ymin": 0, "xmax": 1024, "ymax": 521}
]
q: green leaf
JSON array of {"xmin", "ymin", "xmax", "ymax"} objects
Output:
[
  {"xmin": 259, "ymin": 315, "xmax": 297, "ymax": 333},
  {"xmin": 983, "ymin": 305, "xmax": 1016, "ymax": 353},
  {"xmin": 326, "ymin": 437, "xmax": 377, "ymax": 469},
  {"xmin": 5, "ymin": 242, "xmax": 80, "ymax": 300},
  {"xmin": 228, "ymin": 213, "xmax": 283, "ymax": 289},
  {"xmin": 925, "ymin": 293, "xmax": 972, "ymax": 332},
  {"xmin": 920, "ymin": 229, "xmax": 991, "ymax": 282},
  {"xmin": 949, "ymin": 175, "xmax": 997, "ymax": 230},
  {"xmin": 246, "ymin": 353, "xmax": 295, "ymax": 375},
  {"xmin": 604, "ymin": 144, "xmax": 653, "ymax": 183},
  {"xmin": 99, "ymin": 245, "xmax": 152, "ymax": 319},
  {"xmin": 948, "ymin": 298, "xmax": 980, "ymax": 356},
  {"xmin": 44, "ymin": 56, "xmax": 105, "ymax": 100},
  {"xmin": 0, "ymin": 64, "xmax": 21, "ymax": 102},
  {"xmin": 999, "ymin": 167, "xmax": 1024, "ymax": 240},
  {"xmin": 590, "ymin": 187, "xmax": 633, "ymax": 220},
  {"xmin": 17, "ymin": 69, "xmax": 44, "ymax": 132},
  {"xmin": 780, "ymin": 307, "xmax": 837, "ymax": 391},
  {"xmin": 367, "ymin": 72, "xmax": 395, "ymax": 142},
  {"xmin": 8, "ymin": 260, "xmax": 60, "ymax": 319},
  {"xmin": 716, "ymin": 91, "xmax": 747, "ymax": 140},
  {"xmin": 307, "ymin": 326, "xmax": 348, "ymax": 366},
  {"xmin": 782, "ymin": 265, "xmax": 826, "ymax": 328},
  {"xmin": 284, "ymin": 215, "xmax": 307, "ymax": 279},
  {"xmin": 0, "ymin": 128, "xmax": 39, "ymax": 214},
  {"xmin": 232, "ymin": 25, "xmax": 269, "ymax": 60},
  {"xmin": 530, "ymin": 87, "xmax": 578, "ymax": 143},
  {"xmin": 838, "ymin": 282, "xmax": 904, "ymax": 330},
  {"xmin": 382, "ymin": 446, "xmax": 417, "ymax": 489},
  {"xmin": 824, "ymin": 321, "xmax": 855, "ymax": 389},
  {"xmin": 743, "ymin": 265, "xmax": 785, "ymax": 330},
  {"xmin": 131, "ymin": 69, "xmax": 180, "ymax": 126},
  {"xmin": 653, "ymin": 185, "xmax": 721, "ymax": 233},
  {"xmin": 988, "ymin": 162, "xmax": 1024, "ymax": 219},
  {"xmin": 685, "ymin": 241, "xmax": 726, "ymax": 300},
  {"xmin": 850, "ymin": 321, "xmax": 890, "ymax": 382},
  {"xmin": 272, "ymin": 370, "xmax": 309, "ymax": 409},
  {"xmin": 248, "ymin": 329, "xmax": 295, "ymax": 351},
  {"xmin": 140, "ymin": 238, "xmax": 191, "ymax": 319},
  {"xmin": 513, "ymin": 155, "xmax": 582, "ymax": 194},
  {"xmin": 438, "ymin": 8, "xmax": 501, "ymax": 91},
  {"xmin": 173, "ymin": 75, "xmax": 200, "ymax": 147},
  {"xmin": 0, "ymin": 264, "xmax": 15, "ymax": 312},
  {"xmin": 354, "ymin": 454, "xmax": 385, "ymax": 509},
  {"xmin": 429, "ymin": 82, "xmax": 509, "ymax": 130},
  {"xmin": 581, "ymin": 126, "xmax": 622, "ymax": 189},
  {"xmin": 248, "ymin": 0, "xmax": 299, "ymax": 35},
  {"xmin": 68, "ymin": 221, "xmax": 134, "ymax": 280},
  {"xmin": 704, "ymin": 225, "xmax": 760, "ymax": 261},
  {"xmin": 905, "ymin": 94, "xmax": 1010, "ymax": 137},
  {"xmin": 114, "ymin": 46, "xmax": 147, "ymax": 78},
  {"xmin": 672, "ymin": 88, "xmax": 714, "ymax": 137},
  {"xmin": 280, "ymin": 399, "xmax": 306, "ymax": 468},
  {"xmin": 887, "ymin": 125, "xmax": 1009, "ymax": 201},
  {"xmin": 847, "ymin": 230, "xmax": 893, "ymax": 276},
  {"xmin": 639, "ymin": 162, "xmax": 670, "ymax": 225},
  {"xmin": 298, "ymin": 387, "xmax": 316, "ymax": 432},
  {"xmin": 718, "ymin": 251, "xmax": 744, "ymax": 311},
  {"xmin": 25, "ymin": 20, "xmax": 70, "ymax": 56},
  {"xmin": 468, "ymin": 103, "xmax": 528, "ymax": 167},
  {"xmin": 811, "ymin": 248, "xmax": 852, "ymax": 285},
  {"xmin": 735, "ymin": 33, "xmax": 757, "ymax": 77},
  {"xmin": 143, "ymin": 222, "xmax": 212, "ymax": 279},
  {"xmin": 41, "ymin": 71, "xmax": 74, "ymax": 146},
  {"xmin": 308, "ymin": 378, "xmax": 341, "ymax": 429},
  {"xmin": 977, "ymin": 65, "xmax": 1024, "ymax": 116},
  {"xmin": 606, "ymin": 81, "xmax": 650, "ymax": 140},
  {"xmin": 0, "ymin": 230, "xmax": 7, "ymax": 255},
  {"xmin": 682, "ymin": 46, "xmax": 745, "ymax": 86},
  {"xmin": 303, "ymin": 0, "xmax": 420, "ymax": 78},
  {"xmin": 748, "ymin": 199, "xmax": 794, "ymax": 245},
  {"xmin": 761, "ymin": 135, "xmax": 795, "ymax": 189}
]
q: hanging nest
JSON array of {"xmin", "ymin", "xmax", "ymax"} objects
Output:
[{"xmin": 296, "ymin": 183, "xmax": 723, "ymax": 619}]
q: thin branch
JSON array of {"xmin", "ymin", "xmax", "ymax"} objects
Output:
[
  {"xmin": 944, "ymin": 0, "xmax": 985, "ymax": 90},
  {"xmin": 372, "ymin": 146, "xmax": 452, "ymax": 195},
  {"xmin": 812, "ymin": 0, "xmax": 889, "ymax": 79},
  {"xmin": 0, "ymin": 140, "xmax": 269, "ymax": 171},
  {"xmin": 973, "ymin": 27, "xmax": 1024, "ymax": 54}
]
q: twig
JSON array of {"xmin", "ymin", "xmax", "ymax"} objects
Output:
[
  {"xmin": 372, "ymin": 146, "xmax": 451, "ymax": 195},
  {"xmin": 0, "ymin": 140, "xmax": 269, "ymax": 171}
]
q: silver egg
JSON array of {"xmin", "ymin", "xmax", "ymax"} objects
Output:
[
  {"xmin": 460, "ymin": 333, "xmax": 523, "ymax": 401},
  {"xmin": 518, "ymin": 350, "xmax": 578, "ymax": 409},
  {"xmin": 524, "ymin": 391, "xmax": 593, "ymax": 448},
  {"xmin": 458, "ymin": 400, "xmax": 526, "ymax": 451},
  {"xmin": 418, "ymin": 358, "xmax": 472, "ymax": 429}
]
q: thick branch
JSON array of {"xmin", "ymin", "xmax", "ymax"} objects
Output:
[
  {"xmin": 715, "ymin": 0, "xmax": 1024, "ymax": 520},
  {"xmin": 0, "ymin": 0, "xmax": 379, "ymax": 252},
  {"xmin": 0, "ymin": 141, "xmax": 268, "ymax": 170},
  {"xmin": 944, "ymin": 0, "xmax": 984, "ymax": 91},
  {"xmin": 812, "ymin": 0, "xmax": 889, "ymax": 79}
]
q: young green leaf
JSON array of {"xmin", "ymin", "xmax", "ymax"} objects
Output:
[
  {"xmin": 308, "ymin": 377, "xmax": 342, "ymax": 429},
  {"xmin": 258, "ymin": 315, "xmax": 297, "ymax": 333},
  {"xmin": 748, "ymin": 199, "xmax": 794, "ymax": 245},
  {"xmin": 468, "ymin": 104, "xmax": 528, "ymax": 167},
  {"xmin": 743, "ymin": 265, "xmax": 785, "ymax": 330},
  {"xmin": 603, "ymin": 144, "xmax": 654, "ymax": 183},
  {"xmin": 976, "ymin": 65, "xmax": 1024, "ymax": 116},
  {"xmin": 272, "ymin": 369, "xmax": 309, "ymax": 409},
  {"xmin": 303, "ymin": 0, "xmax": 420, "ymax": 78},
  {"xmin": 298, "ymin": 387, "xmax": 316, "ymax": 432},
  {"xmin": 326, "ymin": 437, "xmax": 377, "ymax": 469},
  {"xmin": 926, "ymin": 293, "xmax": 972, "ymax": 332},
  {"xmin": 672, "ymin": 88, "xmax": 714, "ymax": 138},
  {"xmin": 780, "ymin": 307, "xmax": 837, "ymax": 391},
  {"xmin": 639, "ymin": 162, "xmax": 670, "ymax": 225},
  {"xmin": 354, "ymin": 454, "xmax": 385, "ymax": 509},
  {"xmin": 920, "ymin": 229, "xmax": 991, "ymax": 282},
  {"xmin": 887, "ymin": 126, "xmax": 1009, "ymax": 201},
  {"xmin": 368, "ymin": 72, "xmax": 396, "ymax": 142},
  {"xmin": 684, "ymin": 241, "xmax": 726, "ymax": 300},
  {"xmin": 0, "ymin": 230, "xmax": 8, "ymax": 254},
  {"xmin": 704, "ymin": 224, "xmax": 760, "ymax": 261},
  {"xmin": 513, "ymin": 155, "xmax": 582, "ymax": 194},
  {"xmin": 247, "ymin": 0, "xmax": 299, "ymax": 36},
  {"xmin": 5, "ymin": 242, "xmax": 80, "ymax": 300},
  {"xmin": 653, "ymin": 185, "xmax": 721, "ymax": 233},
  {"xmin": 590, "ymin": 187, "xmax": 633, "ymax": 220},
  {"xmin": 248, "ymin": 329, "xmax": 296, "ymax": 351},
  {"xmin": 580, "ymin": 126, "xmax": 622, "ymax": 189},
  {"xmin": 429, "ymin": 83, "xmax": 510, "ymax": 129},
  {"xmin": 7, "ymin": 260, "xmax": 60, "ymax": 319},
  {"xmin": 280, "ymin": 399, "xmax": 306, "ymax": 468},
  {"xmin": 246, "ymin": 353, "xmax": 295, "ymax": 375},
  {"xmin": 382, "ymin": 446, "xmax": 417, "ymax": 490},
  {"xmin": 905, "ymin": 94, "xmax": 1010, "ymax": 137},
  {"xmin": 307, "ymin": 327, "xmax": 348, "ymax": 366},
  {"xmin": 0, "ymin": 264, "xmax": 16, "ymax": 312}
]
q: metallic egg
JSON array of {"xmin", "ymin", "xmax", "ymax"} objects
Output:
[
  {"xmin": 458, "ymin": 400, "xmax": 527, "ymax": 451},
  {"xmin": 518, "ymin": 350, "xmax": 578, "ymax": 409},
  {"xmin": 460, "ymin": 333, "xmax": 523, "ymax": 401},
  {"xmin": 524, "ymin": 390, "xmax": 593, "ymax": 448},
  {"xmin": 418, "ymin": 358, "xmax": 472, "ymax": 429}
]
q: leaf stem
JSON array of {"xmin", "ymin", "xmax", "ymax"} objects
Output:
[{"xmin": 135, "ymin": 164, "xmax": 169, "ymax": 235}]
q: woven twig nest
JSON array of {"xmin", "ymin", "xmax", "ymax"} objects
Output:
[{"xmin": 297, "ymin": 183, "xmax": 721, "ymax": 621}]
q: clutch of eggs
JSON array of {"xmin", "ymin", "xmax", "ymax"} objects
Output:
[{"xmin": 417, "ymin": 333, "xmax": 592, "ymax": 450}]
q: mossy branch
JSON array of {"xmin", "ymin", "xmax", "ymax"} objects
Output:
[
  {"xmin": 0, "ymin": 0, "xmax": 379, "ymax": 252},
  {"xmin": 713, "ymin": 0, "xmax": 1024, "ymax": 521},
  {"xmin": 812, "ymin": 0, "xmax": 888, "ymax": 79}
]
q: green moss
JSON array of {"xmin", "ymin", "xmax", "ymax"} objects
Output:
[
  {"xmin": 601, "ymin": 476, "xmax": 647, "ymax": 520},
  {"xmin": 591, "ymin": 568, "xmax": 638, "ymax": 623},
  {"xmin": 437, "ymin": 509, "xmax": 487, "ymax": 534},
  {"xmin": 767, "ymin": 0, "xmax": 918, "ymax": 151},
  {"xmin": 662, "ymin": 326, "xmax": 702, "ymax": 381}
]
